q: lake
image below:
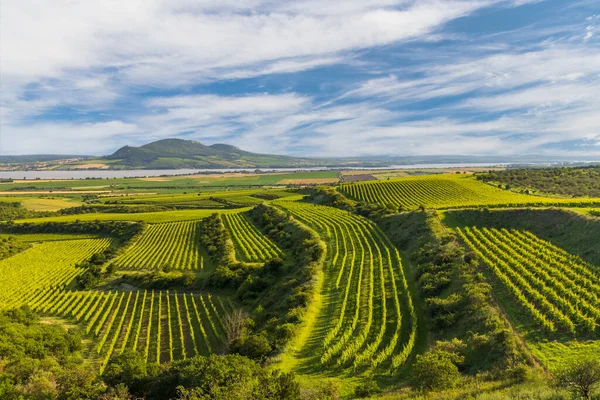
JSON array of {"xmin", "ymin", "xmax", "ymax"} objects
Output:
[{"xmin": 0, "ymin": 163, "xmax": 510, "ymax": 180}]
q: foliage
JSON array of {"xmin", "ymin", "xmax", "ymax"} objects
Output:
[
  {"xmin": 105, "ymin": 353, "xmax": 300, "ymax": 400},
  {"xmin": 339, "ymin": 174, "xmax": 600, "ymax": 210},
  {"xmin": 477, "ymin": 165, "xmax": 600, "ymax": 198},
  {"xmin": 0, "ymin": 220, "xmax": 143, "ymax": 240},
  {"xmin": 410, "ymin": 345, "xmax": 464, "ymax": 392},
  {"xmin": 379, "ymin": 210, "xmax": 525, "ymax": 374},
  {"xmin": 0, "ymin": 307, "xmax": 105, "ymax": 400},
  {"xmin": 199, "ymin": 213, "xmax": 236, "ymax": 267},
  {"xmin": 0, "ymin": 235, "xmax": 31, "ymax": 260},
  {"xmin": 555, "ymin": 357, "xmax": 600, "ymax": 400}
]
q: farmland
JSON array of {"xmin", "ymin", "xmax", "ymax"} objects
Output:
[
  {"xmin": 279, "ymin": 202, "xmax": 417, "ymax": 373},
  {"xmin": 0, "ymin": 166, "xmax": 599, "ymax": 399},
  {"xmin": 30, "ymin": 288, "xmax": 232, "ymax": 373},
  {"xmin": 222, "ymin": 212, "xmax": 282, "ymax": 262},
  {"xmin": 339, "ymin": 174, "xmax": 600, "ymax": 210},
  {"xmin": 112, "ymin": 221, "xmax": 205, "ymax": 270},
  {"xmin": 0, "ymin": 238, "xmax": 112, "ymax": 309}
]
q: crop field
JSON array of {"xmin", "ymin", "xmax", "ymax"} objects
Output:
[
  {"xmin": 456, "ymin": 226, "xmax": 600, "ymax": 369},
  {"xmin": 457, "ymin": 227, "xmax": 600, "ymax": 334},
  {"xmin": 0, "ymin": 238, "xmax": 112, "ymax": 309},
  {"xmin": 0, "ymin": 196, "xmax": 82, "ymax": 211},
  {"xmin": 112, "ymin": 221, "xmax": 205, "ymax": 270},
  {"xmin": 14, "ymin": 207, "xmax": 251, "ymax": 224},
  {"xmin": 0, "ymin": 233, "xmax": 102, "ymax": 242},
  {"xmin": 339, "ymin": 175, "xmax": 600, "ymax": 210},
  {"xmin": 29, "ymin": 288, "xmax": 232, "ymax": 372},
  {"xmin": 222, "ymin": 212, "xmax": 281, "ymax": 262},
  {"xmin": 280, "ymin": 202, "xmax": 417, "ymax": 372}
]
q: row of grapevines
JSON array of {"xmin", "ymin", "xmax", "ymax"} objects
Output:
[
  {"xmin": 112, "ymin": 221, "xmax": 203, "ymax": 270},
  {"xmin": 339, "ymin": 175, "xmax": 600, "ymax": 210},
  {"xmin": 222, "ymin": 212, "xmax": 282, "ymax": 262},
  {"xmin": 458, "ymin": 227, "xmax": 600, "ymax": 334},
  {"xmin": 282, "ymin": 202, "xmax": 417, "ymax": 371},
  {"xmin": 0, "ymin": 238, "xmax": 111, "ymax": 310},
  {"xmin": 31, "ymin": 288, "xmax": 232, "ymax": 371}
]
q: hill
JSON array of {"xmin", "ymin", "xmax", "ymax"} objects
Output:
[
  {"xmin": 103, "ymin": 138, "xmax": 316, "ymax": 168},
  {"xmin": 476, "ymin": 165, "xmax": 600, "ymax": 197}
]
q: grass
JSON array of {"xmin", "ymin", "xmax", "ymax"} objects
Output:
[
  {"xmin": 20, "ymin": 197, "xmax": 82, "ymax": 211},
  {"xmin": 444, "ymin": 209, "xmax": 600, "ymax": 372},
  {"xmin": 14, "ymin": 207, "xmax": 251, "ymax": 224}
]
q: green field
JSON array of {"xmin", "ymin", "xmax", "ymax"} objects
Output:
[
  {"xmin": 112, "ymin": 221, "xmax": 206, "ymax": 270},
  {"xmin": 0, "ymin": 170, "xmax": 339, "ymax": 193},
  {"xmin": 14, "ymin": 207, "xmax": 250, "ymax": 224},
  {"xmin": 1, "ymin": 169, "xmax": 600, "ymax": 399},
  {"xmin": 32, "ymin": 288, "xmax": 232, "ymax": 373},
  {"xmin": 278, "ymin": 202, "xmax": 417, "ymax": 375},
  {"xmin": 339, "ymin": 174, "xmax": 600, "ymax": 210}
]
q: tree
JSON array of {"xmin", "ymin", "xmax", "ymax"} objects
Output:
[
  {"xmin": 556, "ymin": 357, "xmax": 600, "ymax": 400},
  {"xmin": 410, "ymin": 348, "xmax": 464, "ymax": 392},
  {"xmin": 223, "ymin": 309, "xmax": 249, "ymax": 346}
]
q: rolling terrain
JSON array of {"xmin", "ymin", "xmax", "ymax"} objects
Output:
[{"xmin": 0, "ymin": 166, "xmax": 599, "ymax": 399}]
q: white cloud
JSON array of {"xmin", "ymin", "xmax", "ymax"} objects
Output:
[
  {"xmin": 1, "ymin": 121, "xmax": 139, "ymax": 155},
  {"xmin": 0, "ymin": 0, "xmax": 490, "ymax": 86},
  {"xmin": 2, "ymin": 0, "xmax": 599, "ymax": 158}
]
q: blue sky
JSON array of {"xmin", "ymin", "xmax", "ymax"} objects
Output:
[{"xmin": 1, "ymin": 0, "xmax": 599, "ymax": 157}]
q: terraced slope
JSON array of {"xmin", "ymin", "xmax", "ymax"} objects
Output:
[
  {"xmin": 339, "ymin": 175, "xmax": 600, "ymax": 210},
  {"xmin": 30, "ymin": 288, "xmax": 232, "ymax": 372},
  {"xmin": 222, "ymin": 213, "xmax": 282, "ymax": 262},
  {"xmin": 0, "ymin": 238, "xmax": 112, "ymax": 309},
  {"xmin": 458, "ymin": 227, "xmax": 600, "ymax": 334},
  {"xmin": 280, "ymin": 202, "xmax": 417, "ymax": 372},
  {"xmin": 113, "ymin": 221, "xmax": 204, "ymax": 270}
]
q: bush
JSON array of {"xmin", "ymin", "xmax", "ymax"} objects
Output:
[
  {"xmin": 555, "ymin": 357, "xmax": 600, "ymax": 400},
  {"xmin": 410, "ymin": 348, "xmax": 464, "ymax": 392},
  {"xmin": 354, "ymin": 379, "xmax": 379, "ymax": 398},
  {"xmin": 236, "ymin": 334, "xmax": 272, "ymax": 361}
]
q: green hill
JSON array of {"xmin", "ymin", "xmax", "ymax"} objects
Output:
[{"xmin": 103, "ymin": 138, "xmax": 316, "ymax": 169}]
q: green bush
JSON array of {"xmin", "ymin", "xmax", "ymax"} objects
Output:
[{"xmin": 410, "ymin": 348, "xmax": 464, "ymax": 392}]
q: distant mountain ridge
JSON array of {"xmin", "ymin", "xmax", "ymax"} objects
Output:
[
  {"xmin": 103, "ymin": 138, "xmax": 313, "ymax": 168},
  {"xmin": 4, "ymin": 138, "xmax": 599, "ymax": 170}
]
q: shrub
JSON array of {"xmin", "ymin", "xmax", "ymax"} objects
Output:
[{"xmin": 410, "ymin": 348, "xmax": 464, "ymax": 392}]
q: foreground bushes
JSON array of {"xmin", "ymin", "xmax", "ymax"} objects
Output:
[
  {"xmin": 104, "ymin": 352, "xmax": 300, "ymax": 400},
  {"xmin": 379, "ymin": 210, "xmax": 525, "ymax": 375}
]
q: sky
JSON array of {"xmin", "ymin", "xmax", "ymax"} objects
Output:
[{"xmin": 1, "ymin": 0, "xmax": 599, "ymax": 157}]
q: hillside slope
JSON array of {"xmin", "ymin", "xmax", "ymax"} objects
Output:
[{"xmin": 103, "ymin": 138, "xmax": 315, "ymax": 168}]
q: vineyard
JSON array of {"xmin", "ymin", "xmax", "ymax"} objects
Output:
[
  {"xmin": 0, "ymin": 238, "xmax": 112, "ymax": 310},
  {"xmin": 222, "ymin": 212, "xmax": 281, "ymax": 262},
  {"xmin": 339, "ymin": 175, "xmax": 600, "ymax": 210},
  {"xmin": 14, "ymin": 207, "xmax": 251, "ymax": 224},
  {"xmin": 28, "ymin": 288, "xmax": 232, "ymax": 372},
  {"xmin": 113, "ymin": 221, "xmax": 204, "ymax": 270},
  {"xmin": 457, "ymin": 226, "xmax": 600, "ymax": 334},
  {"xmin": 280, "ymin": 202, "xmax": 417, "ymax": 371}
]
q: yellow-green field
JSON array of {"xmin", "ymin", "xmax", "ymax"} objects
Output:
[
  {"xmin": 340, "ymin": 174, "xmax": 600, "ymax": 210},
  {"xmin": 14, "ymin": 207, "xmax": 251, "ymax": 224}
]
